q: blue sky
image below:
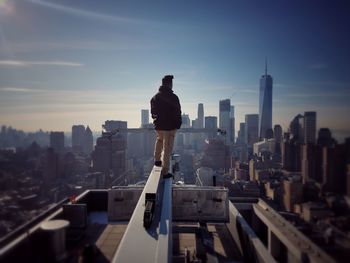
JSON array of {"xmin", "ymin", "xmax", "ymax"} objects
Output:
[{"xmin": 0, "ymin": 0, "xmax": 349, "ymax": 141}]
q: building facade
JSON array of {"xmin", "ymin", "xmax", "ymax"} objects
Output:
[
  {"xmin": 304, "ymin": 111, "xmax": 316, "ymax": 144},
  {"xmin": 259, "ymin": 64, "xmax": 273, "ymax": 139},
  {"xmin": 197, "ymin": 103, "xmax": 204, "ymax": 128},
  {"xmin": 141, "ymin": 109, "xmax": 149, "ymax": 128},
  {"xmin": 245, "ymin": 114, "xmax": 259, "ymax": 146},
  {"xmin": 219, "ymin": 99, "xmax": 231, "ymax": 145},
  {"xmin": 49, "ymin": 131, "xmax": 64, "ymax": 153},
  {"xmin": 72, "ymin": 125, "xmax": 85, "ymax": 152}
]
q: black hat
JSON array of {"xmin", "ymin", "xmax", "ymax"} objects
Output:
[{"xmin": 162, "ymin": 75, "xmax": 173, "ymax": 86}]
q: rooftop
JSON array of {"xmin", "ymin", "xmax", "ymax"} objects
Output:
[{"xmin": 0, "ymin": 166, "xmax": 340, "ymax": 263}]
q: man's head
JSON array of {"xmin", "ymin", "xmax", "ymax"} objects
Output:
[{"xmin": 162, "ymin": 75, "xmax": 173, "ymax": 89}]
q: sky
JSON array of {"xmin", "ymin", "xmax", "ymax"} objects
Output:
[{"xmin": 0, "ymin": 0, "xmax": 349, "ymax": 141}]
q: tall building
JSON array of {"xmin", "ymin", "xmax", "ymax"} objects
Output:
[
  {"xmin": 290, "ymin": 114, "xmax": 304, "ymax": 142},
  {"xmin": 300, "ymin": 143, "xmax": 323, "ymax": 184},
  {"xmin": 259, "ymin": 61, "xmax": 273, "ymax": 139},
  {"xmin": 72, "ymin": 125, "xmax": 85, "ymax": 152},
  {"xmin": 322, "ymin": 142, "xmax": 349, "ymax": 194},
  {"xmin": 43, "ymin": 148, "xmax": 63, "ymax": 183},
  {"xmin": 103, "ymin": 120, "xmax": 127, "ymax": 132},
  {"xmin": 102, "ymin": 120, "xmax": 127, "ymax": 143},
  {"xmin": 236, "ymin": 123, "xmax": 246, "ymax": 145},
  {"xmin": 72, "ymin": 125, "xmax": 94, "ymax": 155},
  {"xmin": 283, "ymin": 179, "xmax": 303, "ymax": 212},
  {"xmin": 180, "ymin": 114, "xmax": 191, "ymax": 147},
  {"xmin": 245, "ymin": 114, "xmax": 259, "ymax": 146},
  {"xmin": 197, "ymin": 103, "xmax": 204, "ymax": 129},
  {"xmin": 205, "ymin": 116, "xmax": 217, "ymax": 139},
  {"xmin": 230, "ymin": 105, "xmax": 235, "ymax": 144},
  {"xmin": 219, "ymin": 99, "xmax": 231, "ymax": 145},
  {"xmin": 317, "ymin": 128, "xmax": 334, "ymax": 147},
  {"xmin": 304, "ymin": 111, "xmax": 316, "ymax": 144},
  {"xmin": 127, "ymin": 132, "xmax": 141, "ymax": 157},
  {"xmin": 201, "ymin": 139, "xmax": 230, "ymax": 171},
  {"xmin": 141, "ymin": 109, "xmax": 149, "ymax": 128},
  {"xmin": 205, "ymin": 116, "xmax": 217, "ymax": 129},
  {"xmin": 274, "ymin": 124, "xmax": 283, "ymax": 155},
  {"xmin": 49, "ymin": 131, "xmax": 64, "ymax": 153},
  {"xmin": 128, "ymin": 123, "xmax": 156, "ymax": 158},
  {"xmin": 191, "ymin": 119, "xmax": 197, "ymax": 128},
  {"xmin": 282, "ymin": 134, "xmax": 301, "ymax": 172},
  {"xmin": 141, "ymin": 123, "xmax": 156, "ymax": 157},
  {"xmin": 92, "ymin": 132, "xmax": 126, "ymax": 179},
  {"xmin": 301, "ymin": 144, "xmax": 316, "ymax": 184},
  {"xmin": 181, "ymin": 114, "xmax": 191, "ymax": 128},
  {"xmin": 273, "ymin": 125, "xmax": 282, "ymax": 143},
  {"xmin": 84, "ymin": 126, "xmax": 94, "ymax": 154}
]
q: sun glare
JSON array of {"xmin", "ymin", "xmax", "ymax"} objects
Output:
[{"xmin": 0, "ymin": 0, "xmax": 14, "ymax": 15}]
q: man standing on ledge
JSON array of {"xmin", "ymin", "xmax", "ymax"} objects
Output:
[{"xmin": 150, "ymin": 75, "xmax": 182, "ymax": 178}]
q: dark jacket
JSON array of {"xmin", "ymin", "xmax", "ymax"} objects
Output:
[{"xmin": 150, "ymin": 86, "xmax": 182, "ymax": 130}]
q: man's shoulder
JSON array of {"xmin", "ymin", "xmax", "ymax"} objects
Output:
[
  {"xmin": 171, "ymin": 92, "xmax": 179, "ymax": 99},
  {"xmin": 151, "ymin": 92, "xmax": 160, "ymax": 101},
  {"xmin": 171, "ymin": 93, "xmax": 180, "ymax": 103}
]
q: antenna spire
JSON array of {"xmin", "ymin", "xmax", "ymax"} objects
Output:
[{"xmin": 265, "ymin": 58, "xmax": 268, "ymax": 76}]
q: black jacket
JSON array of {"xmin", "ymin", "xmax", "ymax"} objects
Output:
[{"xmin": 150, "ymin": 86, "xmax": 182, "ymax": 130}]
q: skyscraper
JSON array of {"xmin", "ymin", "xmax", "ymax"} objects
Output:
[
  {"xmin": 245, "ymin": 114, "xmax": 259, "ymax": 146},
  {"xmin": 219, "ymin": 99, "xmax": 231, "ymax": 145},
  {"xmin": 197, "ymin": 103, "xmax": 204, "ymax": 129},
  {"xmin": 84, "ymin": 126, "xmax": 94, "ymax": 154},
  {"xmin": 72, "ymin": 125, "xmax": 85, "ymax": 152},
  {"xmin": 304, "ymin": 111, "xmax": 316, "ymax": 144},
  {"xmin": 259, "ymin": 61, "xmax": 273, "ymax": 139},
  {"xmin": 290, "ymin": 114, "xmax": 304, "ymax": 142},
  {"xmin": 301, "ymin": 144, "xmax": 316, "ymax": 184},
  {"xmin": 92, "ymin": 133, "xmax": 126, "ymax": 179},
  {"xmin": 282, "ymin": 133, "xmax": 302, "ymax": 172},
  {"xmin": 181, "ymin": 114, "xmax": 191, "ymax": 128},
  {"xmin": 103, "ymin": 120, "xmax": 127, "ymax": 132},
  {"xmin": 141, "ymin": 109, "xmax": 149, "ymax": 128},
  {"xmin": 205, "ymin": 116, "xmax": 217, "ymax": 138},
  {"xmin": 205, "ymin": 116, "xmax": 217, "ymax": 129},
  {"xmin": 43, "ymin": 148, "xmax": 63, "ymax": 183},
  {"xmin": 72, "ymin": 125, "xmax": 93, "ymax": 154},
  {"xmin": 236, "ymin": 123, "xmax": 246, "ymax": 145},
  {"xmin": 274, "ymin": 124, "xmax": 283, "ymax": 156},
  {"xmin": 317, "ymin": 128, "xmax": 334, "ymax": 147},
  {"xmin": 230, "ymin": 105, "xmax": 235, "ymax": 144},
  {"xmin": 49, "ymin": 131, "xmax": 64, "ymax": 153},
  {"xmin": 102, "ymin": 120, "xmax": 128, "ymax": 143},
  {"xmin": 273, "ymin": 124, "xmax": 282, "ymax": 144}
]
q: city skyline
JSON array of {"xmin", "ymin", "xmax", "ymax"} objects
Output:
[{"xmin": 0, "ymin": 0, "xmax": 349, "ymax": 141}]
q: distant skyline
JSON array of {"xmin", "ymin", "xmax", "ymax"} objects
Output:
[{"xmin": 0, "ymin": 0, "xmax": 349, "ymax": 141}]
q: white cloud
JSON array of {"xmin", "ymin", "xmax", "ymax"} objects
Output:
[
  {"xmin": 0, "ymin": 87, "xmax": 42, "ymax": 92},
  {"xmin": 6, "ymin": 39, "xmax": 160, "ymax": 53},
  {"xmin": 27, "ymin": 0, "xmax": 151, "ymax": 26},
  {"xmin": 0, "ymin": 60, "xmax": 84, "ymax": 67},
  {"xmin": 286, "ymin": 91, "xmax": 350, "ymax": 98},
  {"xmin": 0, "ymin": 87, "xmax": 144, "ymax": 108}
]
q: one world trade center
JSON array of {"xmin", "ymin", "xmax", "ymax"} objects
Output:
[{"xmin": 259, "ymin": 61, "xmax": 273, "ymax": 139}]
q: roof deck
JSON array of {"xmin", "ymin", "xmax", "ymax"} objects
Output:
[{"xmin": 0, "ymin": 167, "xmax": 273, "ymax": 263}]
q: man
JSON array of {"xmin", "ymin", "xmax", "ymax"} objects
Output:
[{"xmin": 150, "ymin": 75, "xmax": 182, "ymax": 178}]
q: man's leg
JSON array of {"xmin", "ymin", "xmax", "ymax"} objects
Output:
[
  {"xmin": 154, "ymin": 130, "xmax": 164, "ymax": 166},
  {"xmin": 162, "ymin": 130, "xmax": 176, "ymax": 175}
]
